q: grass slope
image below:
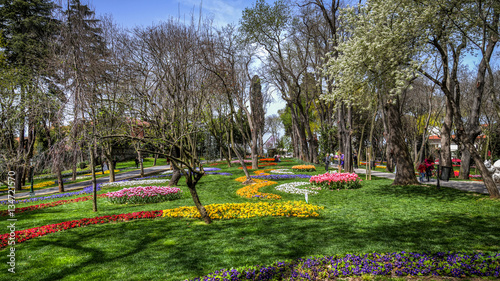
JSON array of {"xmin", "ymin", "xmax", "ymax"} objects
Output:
[{"xmin": 0, "ymin": 162, "xmax": 499, "ymax": 281}]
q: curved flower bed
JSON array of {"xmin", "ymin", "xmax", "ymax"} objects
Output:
[
  {"xmin": 191, "ymin": 252, "xmax": 500, "ymax": 280},
  {"xmin": 274, "ymin": 182, "xmax": 318, "ymax": 195},
  {"xmin": 238, "ymin": 163, "xmax": 278, "ymax": 170},
  {"xmin": 0, "ymin": 194, "xmax": 107, "ymax": 216},
  {"xmin": 206, "ymin": 172, "xmax": 233, "ymax": 176},
  {"xmin": 104, "ymin": 186, "xmax": 182, "ymax": 204},
  {"xmin": 270, "ymin": 169, "xmax": 293, "ymax": 174},
  {"xmin": 292, "ymin": 165, "xmax": 316, "ymax": 172},
  {"xmin": 236, "ymin": 179, "xmax": 281, "ymax": 199},
  {"xmin": 0, "ymin": 210, "xmax": 164, "ymax": 249},
  {"xmin": 310, "ymin": 172, "xmax": 362, "ymax": 190},
  {"xmin": 251, "ymin": 174, "xmax": 311, "ymax": 180},
  {"xmin": 0, "ymin": 185, "xmax": 101, "ymax": 205},
  {"xmin": 163, "ymin": 201, "xmax": 323, "ymax": 219},
  {"xmin": 83, "ymin": 169, "xmax": 119, "ymax": 176}
]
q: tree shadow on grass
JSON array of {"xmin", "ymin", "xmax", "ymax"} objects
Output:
[{"xmin": 367, "ymin": 181, "xmax": 486, "ymax": 202}]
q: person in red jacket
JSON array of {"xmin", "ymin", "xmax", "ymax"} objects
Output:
[
  {"xmin": 424, "ymin": 157, "xmax": 434, "ymax": 182},
  {"xmin": 417, "ymin": 162, "xmax": 426, "ymax": 182}
]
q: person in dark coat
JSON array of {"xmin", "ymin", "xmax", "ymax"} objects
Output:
[{"xmin": 325, "ymin": 154, "xmax": 331, "ymax": 172}]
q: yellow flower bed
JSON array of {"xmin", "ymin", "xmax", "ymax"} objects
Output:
[
  {"xmin": 162, "ymin": 201, "xmax": 324, "ymax": 219},
  {"xmin": 292, "ymin": 165, "xmax": 316, "ymax": 172},
  {"xmin": 375, "ymin": 165, "xmax": 386, "ymax": 169},
  {"xmin": 83, "ymin": 169, "xmax": 119, "ymax": 176},
  {"xmin": 254, "ymin": 169, "xmax": 273, "ymax": 176},
  {"xmin": 236, "ymin": 179, "xmax": 281, "ymax": 199}
]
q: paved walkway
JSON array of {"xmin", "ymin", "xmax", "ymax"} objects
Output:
[
  {"xmin": 352, "ymin": 166, "xmax": 496, "ymax": 195},
  {"xmin": 0, "ymin": 165, "xmax": 170, "ymax": 201}
]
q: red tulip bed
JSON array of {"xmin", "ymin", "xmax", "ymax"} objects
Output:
[
  {"xmin": 0, "ymin": 194, "xmax": 106, "ymax": 216},
  {"xmin": 0, "ymin": 210, "xmax": 163, "ymax": 249}
]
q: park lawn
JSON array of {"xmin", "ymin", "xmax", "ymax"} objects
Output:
[{"xmin": 0, "ymin": 160, "xmax": 499, "ymax": 281}]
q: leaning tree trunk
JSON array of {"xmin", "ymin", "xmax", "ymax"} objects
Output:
[
  {"xmin": 385, "ymin": 99, "xmax": 418, "ymax": 185},
  {"xmin": 186, "ymin": 174, "xmax": 212, "ymax": 224}
]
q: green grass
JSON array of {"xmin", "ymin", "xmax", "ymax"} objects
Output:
[{"xmin": 0, "ymin": 160, "xmax": 499, "ymax": 281}]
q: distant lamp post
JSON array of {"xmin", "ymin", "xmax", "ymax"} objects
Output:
[{"xmin": 30, "ymin": 159, "xmax": 35, "ymax": 197}]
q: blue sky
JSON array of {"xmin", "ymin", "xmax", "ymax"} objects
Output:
[{"xmin": 90, "ymin": 0, "xmax": 250, "ymax": 29}]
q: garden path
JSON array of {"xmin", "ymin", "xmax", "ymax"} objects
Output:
[
  {"xmin": 0, "ymin": 165, "xmax": 170, "ymax": 201},
  {"xmin": 350, "ymin": 165, "xmax": 498, "ymax": 195}
]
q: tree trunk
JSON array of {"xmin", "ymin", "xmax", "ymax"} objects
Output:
[
  {"xmin": 138, "ymin": 150, "xmax": 144, "ymax": 178},
  {"xmin": 251, "ymin": 131, "xmax": 259, "ymax": 169},
  {"xmin": 104, "ymin": 153, "xmax": 115, "ymax": 182},
  {"xmin": 459, "ymin": 146, "xmax": 470, "ymax": 179},
  {"xmin": 89, "ymin": 144, "xmax": 97, "ymax": 212},
  {"xmin": 186, "ymin": 177, "xmax": 212, "ymax": 224},
  {"xmin": 385, "ymin": 99, "xmax": 418, "ymax": 185},
  {"xmin": 466, "ymin": 142, "xmax": 499, "ymax": 197},
  {"xmin": 57, "ymin": 167, "xmax": 64, "ymax": 192},
  {"xmin": 169, "ymin": 166, "xmax": 182, "ymax": 186},
  {"xmin": 440, "ymin": 98, "xmax": 453, "ymax": 167}
]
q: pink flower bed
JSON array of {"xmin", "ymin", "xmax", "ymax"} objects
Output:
[
  {"xmin": 104, "ymin": 186, "xmax": 182, "ymax": 204},
  {"xmin": 309, "ymin": 172, "xmax": 362, "ymax": 190}
]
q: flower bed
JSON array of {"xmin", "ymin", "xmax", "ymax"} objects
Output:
[
  {"xmin": 192, "ymin": 252, "xmax": 500, "ymax": 280},
  {"xmin": 270, "ymin": 169, "xmax": 293, "ymax": 174},
  {"xmin": 275, "ymin": 182, "xmax": 318, "ymax": 195},
  {"xmin": 83, "ymin": 169, "xmax": 119, "ymax": 176},
  {"xmin": 0, "ymin": 194, "xmax": 107, "ymax": 216},
  {"xmin": 205, "ymin": 172, "xmax": 233, "ymax": 176},
  {"xmin": 0, "ymin": 210, "xmax": 164, "ymax": 249},
  {"xmin": 0, "ymin": 185, "xmax": 101, "ymax": 205},
  {"xmin": 163, "ymin": 201, "xmax": 323, "ymax": 219},
  {"xmin": 238, "ymin": 163, "xmax": 278, "ymax": 170},
  {"xmin": 104, "ymin": 186, "xmax": 182, "ymax": 204},
  {"xmin": 99, "ymin": 179, "xmax": 170, "ymax": 188},
  {"xmin": 236, "ymin": 179, "xmax": 281, "ymax": 200},
  {"xmin": 251, "ymin": 174, "xmax": 312, "ymax": 180},
  {"xmin": 259, "ymin": 158, "xmax": 276, "ymax": 162},
  {"xmin": 292, "ymin": 165, "xmax": 316, "ymax": 172},
  {"xmin": 310, "ymin": 172, "xmax": 362, "ymax": 190}
]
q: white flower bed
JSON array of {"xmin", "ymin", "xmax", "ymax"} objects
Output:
[
  {"xmin": 100, "ymin": 179, "xmax": 170, "ymax": 188},
  {"xmin": 75, "ymin": 175, "xmax": 92, "ymax": 180},
  {"xmin": 270, "ymin": 169, "xmax": 294, "ymax": 174},
  {"xmin": 275, "ymin": 182, "xmax": 318, "ymax": 195},
  {"xmin": 160, "ymin": 170, "xmax": 174, "ymax": 174}
]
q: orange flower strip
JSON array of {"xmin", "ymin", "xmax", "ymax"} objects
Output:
[
  {"xmin": 259, "ymin": 158, "xmax": 276, "ymax": 162},
  {"xmin": 237, "ymin": 163, "xmax": 278, "ymax": 170},
  {"xmin": 292, "ymin": 165, "xmax": 316, "ymax": 172},
  {"xmin": 162, "ymin": 201, "xmax": 324, "ymax": 219}
]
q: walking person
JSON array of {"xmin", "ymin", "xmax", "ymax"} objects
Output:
[
  {"xmin": 324, "ymin": 154, "xmax": 331, "ymax": 172},
  {"xmin": 424, "ymin": 157, "xmax": 434, "ymax": 182},
  {"xmin": 417, "ymin": 162, "xmax": 426, "ymax": 182},
  {"xmin": 353, "ymin": 153, "xmax": 358, "ymax": 169}
]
